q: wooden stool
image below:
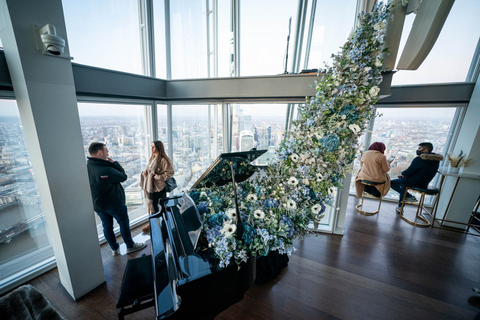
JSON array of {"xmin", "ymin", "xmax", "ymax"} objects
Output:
[
  {"xmin": 397, "ymin": 186, "xmax": 439, "ymax": 228},
  {"xmin": 356, "ymin": 180, "xmax": 386, "ymax": 216},
  {"xmin": 116, "ymin": 254, "xmax": 155, "ymax": 319}
]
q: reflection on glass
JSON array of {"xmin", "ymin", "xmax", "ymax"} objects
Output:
[
  {"xmin": 0, "ymin": 100, "xmax": 53, "ymax": 289},
  {"xmin": 172, "ymin": 105, "xmax": 221, "ymax": 192},
  {"xmin": 78, "ymin": 103, "xmax": 149, "ymax": 235},
  {"xmin": 169, "ymin": 0, "xmax": 208, "ymax": 79},
  {"xmin": 153, "ymin": 0, "xmax": 167, "ymax": 79},
  {"xmin": 350, "ymin": 107, "xmax": 458, "ymax": 203},
  {"xmin": 240, "ymin": 0, "xmax": 297, "ymax": 76},
  {"xmin": 63, "ymin": 0, "xmax": 143, "ymax": 75},
  {"xmin": 306, "ymin": 0, "xmax": 357, "ymax": 70}
]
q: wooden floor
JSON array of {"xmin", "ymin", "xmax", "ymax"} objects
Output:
[{"xmin": 26, "ymin": 197, "xmax": 480, "ymax": 320}]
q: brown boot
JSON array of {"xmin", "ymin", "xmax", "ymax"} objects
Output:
[{"xmin": 141, "ymin": 223, "xmax": 150, "ymax": 234}]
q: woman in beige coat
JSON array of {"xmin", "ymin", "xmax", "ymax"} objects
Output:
[
  {"xmin": 140, "ymin": 140, "xmax": 174, "ymax": 233},
  {"xmin": 355, "ymin": 142, "xmax": 392, "ymax": 198}
]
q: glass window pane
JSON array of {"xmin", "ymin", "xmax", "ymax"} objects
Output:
[
  {"xmin": 230, "ymin": 104, "xmax": 287, "ymax": 165},
  {"xmin": 157, "ymin": 104, "xmax": 169, "ymax": 153},
  {"xmin": 0, "ymin": 100, "xmax": 53, "ymax": 288},
  {"xmin": 240, "ymin": 0, "xmax": 298, "ymax": 76},
  {"xmin": 153, "ymin": 0, "xmax": 167, "ymax": 79},
  {"xmin": 63, "ymin": 0, "xmax": 143, "ymax": 75},
  {"xmin": 392, "ymin": 0, "xmax": 480, "ymax": 85},
  {"xmin": 350, "ymin": 107, "xmax": 458, "ymax": 203},
  {"xmin": 306, "ymin": 1, "xmax": 357, "ymax": 70},
  {"xmin": 172, "ymin": 105, "xmax": 221, "ymax": 192},
  {"xmin": 169, "ymin": 1, "xmax": 208, "ymax": 79},
  {"xmin": 78, "ymin": 103, "xmax": 149, "ymax": 236}
]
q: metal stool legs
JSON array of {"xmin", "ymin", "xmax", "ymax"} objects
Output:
[
  {"xmin": 356, "ymin": 181, "xmax": 385, "ymax": 216},
  {"xmin": 397, "ymin": 187, "xmax": 435, "ymax": 228}
]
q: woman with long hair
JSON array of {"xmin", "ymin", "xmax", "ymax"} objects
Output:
[
  {"xmin": 355, "ymin": 141, "xmax": 392, "ymax": 198},
  {"xmin": 140, "ymin": 140, "xmax": 174, "ymax": 233}
]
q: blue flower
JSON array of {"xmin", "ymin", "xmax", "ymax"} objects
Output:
[
  {"xmin": 320, "ymin": 133, "xmax": 340, "ymax": 152},
  {"xmin": 264, "ymin": 198, "xmax": 280, "ymax": 209}
]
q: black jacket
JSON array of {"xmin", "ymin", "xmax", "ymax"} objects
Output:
[
  {"xmin": 402, "ymin": 152, "xmax": 444, "ymax": 189},
  {"xmin": 86, "ymin": 157, "xmax": 127, "ymax": 212}
]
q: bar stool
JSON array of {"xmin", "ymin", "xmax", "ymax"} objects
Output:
[
  {"xmin": 397, "ymin": 186, "xmax": 439, "ymax": 228},
  {"xmin": 356, "ymin": 180, "xmax": 386, "ymax": 216}
]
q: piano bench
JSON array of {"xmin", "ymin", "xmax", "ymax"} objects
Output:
[{"xmin": 116, "ymin": 254, "xmax": 155, "ymax": 320}]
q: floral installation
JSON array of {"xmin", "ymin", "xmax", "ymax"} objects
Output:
[
  {"xmin": 446, "ymin": 150, "xmax": 472, "ymax": 168},
  {"xmin": 189, "ymin": 2, "xmax": 394, "ymax": 269}
]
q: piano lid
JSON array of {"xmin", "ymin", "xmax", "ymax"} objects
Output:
[{"xmin": 190, "ymin": 149, "xmax": 267, "ymax": 189}]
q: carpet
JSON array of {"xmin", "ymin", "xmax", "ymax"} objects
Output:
[{"xmin": 0, "ymin": 284, "xmax": 64, "ymax": 320}]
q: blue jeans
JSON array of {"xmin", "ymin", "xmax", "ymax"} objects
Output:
[
  {"xmin": 96, "ymin": 204, "xmax": 134, "ymax": 250},
  {"xmin": 390, "ymin": 178, "xmax": 413, "ymax": 205}
]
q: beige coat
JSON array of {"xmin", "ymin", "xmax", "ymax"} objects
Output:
[
  {"xmin": 140, "ymin": 156, "xmax": 175, "ymax": 214},
  {"xmin": 355, "ymin": 150, "xmax": 391, "ymax": 197},
  {"xmin": 141, "ymin": 156, "xmax": 175, "ymax": 193}
]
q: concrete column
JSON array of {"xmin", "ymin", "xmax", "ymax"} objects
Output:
[
  {"xmin": 0, "ymin": 0, "xmax": 104, "ymax": 299},
  {"xmin": 435, "ymin": 75, "xmax": 480, "ymax": 228}
]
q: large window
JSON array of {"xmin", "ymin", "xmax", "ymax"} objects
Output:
[
  {"xmin": 172, "ymin": 105, "xmax": 222, "ymax": 192},
  {"xmin": 303, "ymin": 0, "xmax": 357, "ymax": 70},
  {"xmin": 168, "ymin": 1, "xmax": 208, "ymax": 79},
  {"xmin": 63, "ymin": 0, "xmax": 143, "ymax": 75},
  {"xmin": 0, "ymin": 100, "xmax": 53, "ymax": 289},
  {"xmin": 350, "ymin": 106, "xmax": 460, "ymax": 203},
  {"xmin": 78, "ymin": 103, "xmax": 150, "ymax": 236},
  {"xmin": 240, "ymin": 0, "xmax": 298, "ymax": 76},
  {"xmin": 392, "ymin": 0, "xmax": 480, "ymax": 85},
  {"xmin": 230, "ymin": 104, "xmax": 287, "ymax": 165}
]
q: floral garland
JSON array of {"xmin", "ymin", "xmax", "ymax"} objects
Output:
[{"xmin": 189, "ymin": 2, "xmax": 391, "ymax": 268}]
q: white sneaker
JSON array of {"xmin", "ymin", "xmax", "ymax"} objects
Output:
[
  {"xmin": 126, "ymin": 242, "xmax": 146, "ymax": 254},
  {"xmin": 112, "ymin": 248, "xmax": 120, "ymax": 256}
]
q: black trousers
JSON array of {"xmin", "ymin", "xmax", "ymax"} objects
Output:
[
  {"xmin": 364, "ymin": 185, "xmax": 382, "ymax": 198},
  {"xmin": 149, "ymin": 189, "xmax": 167, "ymax": 214}
]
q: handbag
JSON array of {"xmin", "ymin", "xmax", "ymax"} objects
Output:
[{"xmin": 164, "ymin": 177, "xmax": 177, "ymax": 192}]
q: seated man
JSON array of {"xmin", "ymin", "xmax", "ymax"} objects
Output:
[{"xmin": 390, "ymin": 142, "xmax": 443, "ymax": 212}]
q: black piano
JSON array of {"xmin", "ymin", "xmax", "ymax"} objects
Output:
[{"xmin": 148, "ymin": 150, "xmax": 267, "ymax": 319}]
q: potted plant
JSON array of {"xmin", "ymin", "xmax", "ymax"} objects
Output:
[{"xmin": 446, "ymin": 150, "xmax": 471, "ymax": 173}]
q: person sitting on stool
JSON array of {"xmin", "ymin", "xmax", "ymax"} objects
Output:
[
  {"xmin": 355, "ymin": 142, "xmax": 393, "ymax": 198},
  {"xmin": 390, "ymin": 142, "xmax": 443, "ymax": 212}
]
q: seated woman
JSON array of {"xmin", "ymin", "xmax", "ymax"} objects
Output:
[{"xmin": 355, "ymin": 142, "xmax": 392, "ymax": 198}]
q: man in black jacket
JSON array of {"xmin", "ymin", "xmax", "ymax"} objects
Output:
[
  {"xmin": 390, "ymin": 142, "xmax": 444, "ymax": 212},
  {"xmin": 87, "ymin": 142, "xmax": 146, "ymax": 256}
]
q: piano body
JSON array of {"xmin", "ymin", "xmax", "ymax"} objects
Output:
[{"xmin": 148, "ymin": 150, "xmax": 267, "ymax": 319}]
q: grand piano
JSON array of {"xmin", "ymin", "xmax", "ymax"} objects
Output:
[{"xmin": 148, "ymin": 150, "xmax": 267, "ymax": 319}]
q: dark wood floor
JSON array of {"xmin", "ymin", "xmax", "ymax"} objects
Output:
[{"xmin": 26, "ymin": 197, "xmax": 480, "ymax": 319}]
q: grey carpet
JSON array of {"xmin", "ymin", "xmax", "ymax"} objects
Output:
[{"xmin": 0, "ymin": 284, "xmax": 64, "ymax": 320}]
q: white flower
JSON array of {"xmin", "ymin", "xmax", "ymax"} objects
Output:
[
  {"xmin": 375, "ymin": 58, "xmax": 383, "ymax": 67},
  {"xmin": 316, "ymin": 172, "xmax": 324, "ymax": 181},
  {"xmin": 222, "ymin": 222, "xmax": 236, "ymax": 237},
  {"xmin": 200, "ymin": 191, "xmax": 207, "ymax": 197},
  {"xmin": 254, "ymin": 210, "xmax": 265, "ymax": 219},
  {"xmin": 287, "ymin": 176, "xmax": 298, "ymax": 186},
  {"xmin": 312, "ymin": 204, "xmax": 323, "ymax": 214},
  {"xmin": 328, "ymin": 186, "xmax": 337, "ymax": 197},
  {"xmin": 286, "ymin": 199, "xmax": 297, "ymax": 210},
  {"xmin": 246, "ymin": 193, "xmax": 257, "ymax": 201},
  {"xmin": 349, "ymin": 124, "xmax": 361, "ymax": 134},
  {"xmin": 369, "ymin": 86, "xmax": 380, "ymax": 96},
  {"xmin": 303, "ymin": 178, "xmax": 309, "ymax": 185},
  {"xmin": 314, "ymin": 131, "xmax": 324, "ymax": 140},
  {"xmin": 225, "ymin": 208, "xmax": 237, "ymax": 220},
  {"xmin": 291, "ymin": 153, "xmax": 299, "ymax": 162},
  {"xmin": 364, "ymin": 66, "xmax": 371, "ymax": 73},
  {"xmin": 373, "ymin": 21, "xmax": 385, "ymax": 31}
]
